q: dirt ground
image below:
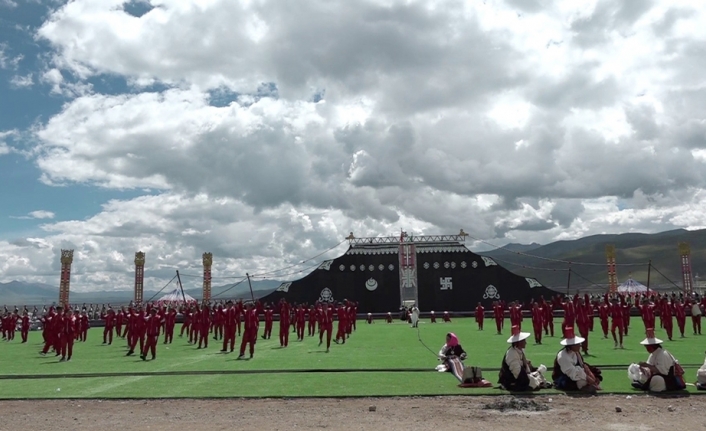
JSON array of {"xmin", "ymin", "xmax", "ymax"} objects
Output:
[{"xmin": 3, "ymin": 394, "xmax": 704, "ymax": 431}]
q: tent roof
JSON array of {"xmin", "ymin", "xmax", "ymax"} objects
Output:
[
  {"xmin": 157, "ymin": 288, "xmax": 196, "ymax": 303},
  {"xmin": 618, "ymin": 277, "xmax": 648, "ymax": 293}
]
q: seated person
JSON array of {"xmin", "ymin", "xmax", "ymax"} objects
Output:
[
  {"xmin": 697, "ymin": 351, "xmax": 706, "ymax": 390},
  {"xmin": 499, "ymin": 325, "xmax": 548, "ymax": 391},
  {"xmin": 436, "ymin": 332, "xmax": 467, "ymax": 382},
  {"xmin": 552, "ymin": 327, "xmax": 602, "ymax": 394},
  {"xmin": 633, "ymin": 328, "xmax": 686, "ymax": 392}
]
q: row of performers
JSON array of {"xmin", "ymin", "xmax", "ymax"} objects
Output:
[
  {"xmin": 472, "ymin": 293, "xmax": 705, "ymax": 354},
  {"xmin": 34, "ymin": 300, "xmax": 356, "ymax": 361},
  {"xmin": 438, "ymin": 326, "xmax": 692, "ymax": 394}
]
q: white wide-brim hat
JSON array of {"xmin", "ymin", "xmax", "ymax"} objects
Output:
[
  {"xmin": 640, "ymin": 337, "xmax": 664, "ymax": 345},
  {"xmin": 507, "ymin": 325, "xmax": 531, "ymax": 343},
  {"xmin": 560, "ymin": 336, "xmax": 585, "ymax": 346},
  {"xmin": 507, "ymin": 332, "xmax": 531, "ymax": 343}
]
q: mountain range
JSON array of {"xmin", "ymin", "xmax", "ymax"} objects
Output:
[
  {"xmin": 483, "ymin": 228, "xmax": 706, "ymax": 293},
  {"xmin": 2, "ymin": 228, "xmax": 704, "ymax": 306},
  {"xmin": 0, "ymin": 279, "xmax": 281, "ymax": 307}
]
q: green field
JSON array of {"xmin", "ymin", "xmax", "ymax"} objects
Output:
[{"xmin": 1, "ymin": 318, "xmax": 704, "ymax": 399}]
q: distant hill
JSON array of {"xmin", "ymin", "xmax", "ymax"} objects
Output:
[
  {"xmin": 0, "ymin": 279, "xmax": 281, "ymax": 307},
  {"xmin": 483, "ymin": 228, "xmax": 706, "ymax": 294}
]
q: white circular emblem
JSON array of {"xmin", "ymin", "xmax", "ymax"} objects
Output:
[
  {"xmin": 472, "ymin": 261, "xmax": 478, "ymax": 268},
  {"xmin": 433, "ymin": 262, "xmax": 440, "ymax": 269},
  {"xmin": 339, "ymin": 264, "xmax": 345, "ymax": 271},
  {"xmin": 379, "ymin": 264, "xmax": 384, "ymax": 270},
  {"xmin": 483, "ymin": 285, "xmax": 500, "ymax": 300},
  {"xmin": 461, "ymin": 261, "xmax": 467, "ymax": 268},
  {"xmin": 368, "ymin": 265, "xmax": 374, "ymax": 271},
  {"xmin": 365, "ymin": 278, "xmax": 378, "ymax": 291},
  {"xmin": 444, "ymin": 261, "xmax": 450, "ymax": 268},
  {"xmin": 451, "ymin": 262, "xmax": 456, "ymax": 269},
  {"xmin": 388, "ymin": 264, "xmax": 394, "ymax": 270},
  {"xmin": 350, "ymin": 265, "xmax": 356, "ymax": 271},
  {"xmin": 360, "ymin": 264, "xmax": 365, "ymax": 271},
  {"xmin": 423, "ymin": 262, "xmax": 430, "ymax": 269}
]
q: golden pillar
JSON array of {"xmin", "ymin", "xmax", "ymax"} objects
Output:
[
  {"xmin": 605, "ymin": 245, "xmax": 618, "ymax": 293},
  {"xmin": 679, "ymin": 242, "xmax": 693, "ymax": 294},
  {"xmin": 58, "ymin": 249, "xmax": 74, "ymax": 308},
  {"xmin": 203, "ymin": 252, "xmax": 213, "ymax": 302},
  {"xmin": 134, "ymin": 252, "xmax": 145, "ymax": 304}
]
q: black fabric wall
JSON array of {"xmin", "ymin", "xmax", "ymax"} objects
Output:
[{"xmin": 261, "ymin": 245, "xmax": 558, "ymax": 313}]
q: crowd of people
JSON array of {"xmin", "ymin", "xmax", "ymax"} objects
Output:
[
  {"xmin": 433, "ymin": 291, "xmax": 703, "ymax": 394},
  {"xmin": 14, "ymin": 298, "xmax": 359, "ymax": 362}
]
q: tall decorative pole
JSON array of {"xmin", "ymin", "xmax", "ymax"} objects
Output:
[
  {"xmin": 58, "ymin": 249, "xmax": 74, "ymax": 308},
  {"xmin": 606, "ymin": 245, "xmax": 618, "ymax": 293},
  {"xmin": 679, "ymin": 242, "xmax": 693, "ymax": 294},
  {"xmin": 203, "ymin": 252, "xmax": 213, "ymax": 302},
  {"xmin": 134, "ymin": 252, "xmax": 145, "ymax": 305}
]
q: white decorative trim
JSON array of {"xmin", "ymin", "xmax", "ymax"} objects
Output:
[
  {"xmin": 350, "ymin": 265, "xmax": 356, "ymax": 271},
  {"xmin": 440, "ymin": 277, "xmax": 453, "ymax": 290},
  {"xmin": 368, "ymin": 264, "xmax": 374, "ymax": 271},
  {"xmin": 276, "ymin": 282, "xmax": 292, "ymax": 293},
  {"xmin": 359, "ymin": 264, "xmax": 365, "ymax": 271},
  {"xmin": 346, "ymin": 247, "xmax": 398, "ymax": 255},
  {"xmin": 388, "ymin": 264, "xmax": 395, "ymax": 270},
  {"xmin": 339, "ymin": 264, "xmax": 345, "ymax": 271},
  {"xmin": 444, "ymin": 261, "xmax": 450, "ymax": 269},
  {"xmin": 460, "ymin": 261, "xmax": 467, "ymax": 268},
  {"xmin": 416, "ymin": 245, "xmax": 470, "ymax": 253},
  {"xmin": 318, "ymin": 260, "xmax": 333, "ymax": 271},
  {"xmin": 472, "ymin": 261, "xmax": 478, "ymax": 268},
  {"xmin": 450, "ymin": 262, "xmax": 456, "ymax": 269},
  {"xmin": 378, "ymin": 264, "xmax": 384, "ymax": 271},
  {"xmin": 365, "ymin": 278, "xmax": 378, "ymax": 291},
  {"xmin": 526, "ymin": 278, "xmax": 542, "ymax": 288},
  {"xmin": 423, "ymin": 262, "xmax": 430, "ymax": 269},
  {"xmin": 319, "ymin": 288, "xmax": 335, "ymax": 303},
  {"xmin": 433, "ymin": 262, "xmax": 439, "ymax": 269},
  {"xmin": 482, "ymin": 256, "xmax": 497, "ymax": 267}
]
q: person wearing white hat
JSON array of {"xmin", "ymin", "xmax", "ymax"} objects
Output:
[
  {"xmin": 634, "ymin": 328, "xmax": 685, "ymax": 392},
  {"xmin": 498, "ymin": 325, "xmax": 547, "ymax": 391},
  {"xmin": 552, "ymin": 326, "xmax": 602, "ymax": 394},
  {"xmin": 410, "ymin": 304, "xmax": 420, "ymax": 328}
]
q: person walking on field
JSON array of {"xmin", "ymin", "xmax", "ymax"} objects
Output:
[{"xmin": 238, "ymin": 302, "xmax": 258, "ymax": 360}]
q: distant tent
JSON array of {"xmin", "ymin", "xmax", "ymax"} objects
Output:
[
  {"xmin": 157, "ymin": 288, "xmax": 196, "ymax": 304},
  {"xmin": 618, "ymin": 278, "xmax": 649, "ymax": 294}
]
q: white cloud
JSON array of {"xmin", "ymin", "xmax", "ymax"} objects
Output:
[
  {"xmin": 2, "ymin": 0, "xmax": 705, "ymax": 292},
  {"xmin": 10, "ymin": 73, "xmax": 33, "ymax": 88},
  {"xmin": 0, "ymin": 0, "xmax": 17, "ymax": 9},
  {"xmin": 0, "ymin": 43, "xmax": 22, "ymax": 70},
  {"xmin": 28, "ymin": 210, "xmax": 55, "ymax": 219}
]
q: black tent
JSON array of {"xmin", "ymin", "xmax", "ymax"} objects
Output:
[{"xmin": 260, "ymin": 234, "xmax": 558, "ymax": 313}]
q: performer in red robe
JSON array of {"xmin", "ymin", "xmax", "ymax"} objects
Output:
[
  {"xmin": 197, "ymin": 304, "xmax": 210, "ymax": 349},
  {"xmin": 279, "ymin": 299, "xmax": 291, "ymax": 347},
  {"xmin": 509, "ymin": 302, "xmax": 522, "ymax": 330},
  {"xmin": 350, "ymin": 301, "xmax": 358, "ymax": 332},
  {"xmin": 189, "ymin": 306, "xmax": 200, "ymax": 345},
  {"xmin": 638, "ymin": 297, "xmax": 655, "ymax": 331},
  {"xmin": 334, "ymin": 303, "xmax": 348, "ymax": 344},
  {"xmin": 531, "ymin": 302, "xmax": 543, "ymax": 344},
  {"xmin": 262, "ymin": 305, "xmax": 274, "ymax": 340},
  {"xmin": 443, "ymin": 311, "xmax": 451, "ymax": 323},
  {"xmin": 163, "ymin": 306, "xmax": 176, "ymax": 344},
  {"xmin": 126, "ymin": 308, "xmax": 146, "ymax": 356},
  {"xmin": 366, "ymin": 313, "xmax": 374, "ymax": 324},
  {"xmin": 60, "ymin": 308, "xmax": 76, "ymax": 362},
  {"xmin": 598, "ymin": 300, "xmax": 609, "ymax": 338},
  {"xmin": 213, "ymin": 304, "xmax": 224, "ymax": 341},
  {"xmin": 609, "ymin": 297, "xmax": 624, "ymax": 349},
  {"xmin": 179, "ymin": 305, "xmax": 191, "ymax": 338},
  {"xmin": 561, "ymin": 296, "xmax": 575, "ymax": 330},
  {"xmin": 475, "ymin": 303, "xmax": 484, "ymax": 330},
  {"xmin": 307, "ymin": 305, "xmax": 317, "ymax": 336},
  {"xmin": 295, "ymin": 304, "xmax": 306, "ymax": 341},
  {"xmin": 575, "ymin": 297, "xmax": 590, "ymax": 355},
  {"xmin": 102, "ymin": 308, "xmax": 115, "ymax": 345},
  {"xmin": 221, "ymin": 300, "xmax": 237, "ymax": 352},
  {"xmin": 238, "ymin": 303, "xmax": 258, "ymax": 359},
  {"xmin": 318, "ymin": 303, "xmax": 333, "ymax": 352},
  {"xmin": 674, "ymin": 298, "xmax": 687, "ymax": 338},
  {"xmin": 621, "ymin": 296, "xmax": 632, "ymax": 336},
  {"xmin": 386, "ymin": 312, "xmax": 393, "ymax": 323},
  {"xmin": 493, "ymin": 301, "xmax": 504, "ymax": 334},
  {"xmin": 541, "ymin": 299, "xmax": 554, "ymax": 336},
  {"xmin": 141, "ymin": 308, "xmax": 163, "ymax": 360},
  {"xmin": 20, "ymin": 310, "xmax": 30, "ymax": 343},
  {"xmin": 430, "ymin": 310, "xmax": 436, "ymax": 323},
  {"xmin": 661, "ymin": 298, "xmax": 674, "ymax": 341},
  {"xmin": 39, "ymin": 307, "xmax": 60, "ymax": 356},
  {"xmin": 79, "ymin": 310, "xmax": 89, "ymax": 342}
]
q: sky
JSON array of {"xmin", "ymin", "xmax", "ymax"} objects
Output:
[{"xmin": 1, "ymin": 0, "xmax": 706, "ymax": 293}]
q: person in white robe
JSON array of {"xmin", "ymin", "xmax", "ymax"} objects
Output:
[
  {"xmin": 410, "ymin": 304, "xmax": 420, "ymax": 328},
  {"xmin": 633, "ymin": 328, "xmax": 684, "ymax": 392},
  {"xmin": 498, "ymin": 325, "xmax": 549, "ymax": 391},
  {"xmin": 552, "ymin": 326, "xmax": 602, "ymax": 394}
]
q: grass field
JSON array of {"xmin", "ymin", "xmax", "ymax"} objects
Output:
[{"xmin": 1, "ymin": 317, "xmax": 705, "ymax": 399}]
